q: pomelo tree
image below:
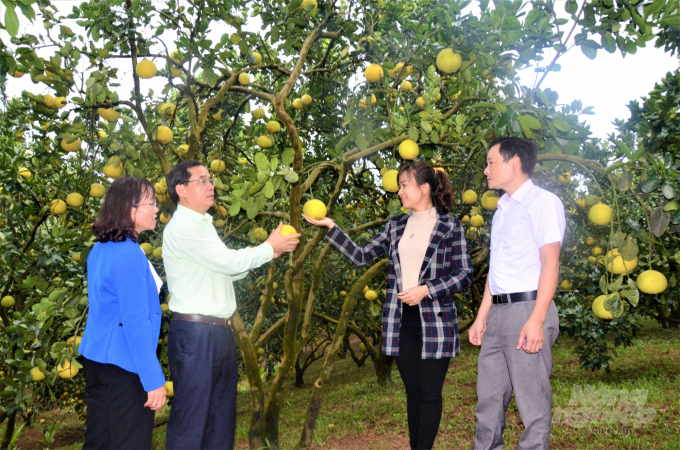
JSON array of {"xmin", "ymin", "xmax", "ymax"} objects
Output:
[{"xmin": 2, "ymin": 0, "xmax": 680, "ymax": 448}]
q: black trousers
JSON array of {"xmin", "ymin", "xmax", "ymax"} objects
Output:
[
  {"xmin": 82, "ymin": 358, "xmax": 155, "ymax": 450},
  {"xmin": 165, "ymin": 319, "xmax": 238, "ymax": 450},
  {"xmin": 395, "ymin": 306, "xmax": 451, "ymax": 450}
]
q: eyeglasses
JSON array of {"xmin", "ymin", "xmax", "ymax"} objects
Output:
[
  {"xmin": 133, "ymin": 200, "xmax": 157, "ymax": 207},
  {"xmin": 182, "ymin": 178, "xmax": 216, "ymax": 187}
]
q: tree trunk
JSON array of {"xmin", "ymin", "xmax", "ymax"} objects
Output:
[
  {"xmin": 371, "ymin": 348, "xmax": 394, "ymax": 387},
  {"xmin": 1, "ymin": 412, "xmax": 15, "ymax": 450},
  {"xmin": 295, "ymin": 355, "xmax": 305, "ymax": 387}
]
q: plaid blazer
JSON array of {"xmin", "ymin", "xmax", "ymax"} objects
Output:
[{"xmin": 325, "ymin": 211, "xmax": 473, "ymax": 359}]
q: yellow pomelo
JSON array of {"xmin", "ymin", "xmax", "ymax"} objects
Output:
[
  {"xmin": 170, "ymin": 50, "xmax": 183, "ymax": 63},
  {"xmin": 257, "ymin": 135, "xmax": 273, "ymax": 148},
  {"xmin": 587, "ymin": 256, "xmax": 597, "ymax": 263},
  {"xmin": 575, "ymin": 199, "xmax": 586, "ymax": 208},
  {"xmin": 280, "ymin": 225, "xmax": 298, "ymax": 240},
  {"xmin": 362, "ymin": 286, "xmax": 369, "ymax": 294},
  {"xmin": 636, "ymin": 270, "xmax": 667, "ymax": 295},
  {"xmin": 592, "ymin": 246, "xmax": 603, "ymax": 256},
  {"xmin": 252, "ymin": 107, "xmax": 265, "ymax": 120},
  {"xmin": 66, "ymin": 193, "xmax": 84, "ymax": 207},
  {"xmin": 238, "ymin": 73, "xmax": 251, "ymax": 85},
  {"xmin": 72, "ymin": 253, "xmax": 82, "ymax": 263},
  {"xmin": 153, "ymin": 247, "xmax": 163, "ymax": 259},
  {"xmin": 161, "ymin": 303, "xmax": 169, "ymax": 312},
  {"xmin": 140, "ymin": 243, "xmax": 153, "ymax": 256},
  {"xmin": 171, "ymin": 66, "xmax": 182, "ymax": 77},
  {"xmin": 136, "ymin": 59, "xmax": 157, "ymax": 78},
  {"xmin": 55, "ymin": 97, "xmax": 67, "ymax": 109},
  {"xmin": 30, "ymin": 366, "xmax": 46, "ymax": 382},
  {"xmin": 60, "ymin": 138, "xmax": 81, "ymax": 153},
  {"xmin": 66, "ymin": 335, "xmax": 82, "ymax": 350},
  {"xmin": 159, "ymin": 103, "xmax": 176, "ymax": 116},
  {"xmin": 1, "ymin": 295, "xmax": 15, "ymax": 308},
  {"xmin": 365, "ymin": 290, "xmax": 378, "ymax": 301},
  {"xmin": 398, "ymin": 140, "xmax": 419, "ymax": 160},
  {"xmin": 98, "ymin": 130, "xmax": 107, "ymax": 139},
  {"xmin": 155, "ymin": 181, "xmax": 168, "ymax": 195},
  {"xmin": 210, "ymin": 159, "xmax": 226, "ymax": 173},
  {"xmin": 604, "ymin": 249, "xmax": 638, "ymax": 274},
  {"xmin": 293, "ymin": 98, "xmax": 304, "ymax": 110},
  {"xmin": 560, "ymin": 280, "xmax": 572, "ymax": 290},
  {"xmin": 436, "ymin": 49, "xmax": 462, "ymax": 74},
  {"xmin": 89, "ymin": 183, "xmax": 105, "ymax": 198},
  {"xmin": 589, "ymin": 203, "xmax": 613, "ymax": 225},
  {"xmin": 400, "ymin": 80, "xmax": 412, "ymax": 92},
  {"xmin": 585, "ymin": 195, "xmax": 599, "ymax": 208},
  {"xmin": 586, "ymin": 236, "xmax": 596, "ymax": 246},
  {"xmin": 253, "ymin": 227, "xmax": 268, "ymax": 241},
  {"xmin": 165, "ymin": 381, "xmax": 174, "ymax": 397},
  {"xmin": 213, "ymin": 109, "xmax": 226, "ymax": 121},
  {"xmin": 301, "ymin": 0, "xmax": 317, "ymax": 10},
  {"xmin": 435, "ymin": 92, "xmax": 442, "ymax": 102},
  {"xmin": 380, "ymin": 167, "xmax": 388, "ymax": 176},
  {"xmin": 18, "ymin": 167, "xmax": 31, "ymax": 178},
  {"xmin": 57, "ymin": 359, "xmax": 79, "ymax": 379},
  {"xmin": 592, "ymin": 295, "xmax": 613, "ymax": 320},
  {"xmin": 415, "ymin": 97, "xmax": 426, "ymax": 109},
  {"xmin": 252, "ymin": 52, "xmax": 262, "ymax": 64},
  {"xmin": 50, "ymin": 199, "xmax": 67, "ymax": 215},
  {"xmin": 462, "ymin": 190, "xmax": 477, "ymax": 204},
  {"xmin": 461, "ymin": 215, "xmax": 470, "ymax": 224},
  {"xmin": 303, "ymin": 199, "xmax": 327, "ymax": 220},
  {"xmin": 481, "ymin": 191, "xmax": 499, "ymax": 210},
  {"xmin": 382, "ymin": 169, "xmax": 399, "ymax": 192},
  {"xmin": 160, "ymin": 213, "xmax": 171, "ymax": 224},
  {"xmin": 103, "ymin": 163, "xmax": 123, "ymax": 179},
  {"xmin": 301, "ymin": 94, "xmax": 313, "ymax": 105},
  {"xmin": 214, "ymin": 219, "xmax": 225, "ymax": 227},
  {"xmin": 558, "ymin": 172, "xmax": 571, "ymax": 185},
  {"xmin": 388, "ymin": 62, "xmax": 413, "ymax": 78},
  {"xmin": 98, "ymin": 108, "xmax": 121, "ymax": 122},
  {"xmin": 266, "ymin": 121, "xmax": 281, "ymax": 133},
  {"xmin": 364, "ymin": 63, "xmax": 384, "ymax": 82},
  {"xmin": 469, "ymin": 214, "xmax": 484, "ymax": 228},
  {"xmin": 217, "ymin": 205, "xmax": 227, "ymax": 218},
  {"xmin": 177, "ymin": 144, "xmax": 189, "ymax": 155},
  {"xmin": 157, "ymin": 126, "xmax": 173, "ymax": 145},
  {"xmin": 467, "ymin": 227, "xmax": 479, "ymax": 239},
  {"xmin": 44, "ymin": 94, "xmax": 56, "ymax": 109}
]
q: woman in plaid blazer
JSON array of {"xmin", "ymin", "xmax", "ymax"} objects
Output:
[{"xmin": 304, "ymin": 162, "xmax": 473, "ymax": 449}]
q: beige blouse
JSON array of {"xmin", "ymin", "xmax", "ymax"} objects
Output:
[{"xmin": 398, "ymin": 207, "xmax": 437, "ymax": 290}]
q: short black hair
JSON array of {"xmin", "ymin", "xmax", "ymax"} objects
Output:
[
  {"xmin": 166, "ymin": 160, "xmax": 204, "ymax": 204},
  {"xmin": 92, "ymin": 177, "xmax": 155, "ymax": 243},
  {"xmin": 488, "ymin": 137, "xmax": 539, "ymax": 177}
]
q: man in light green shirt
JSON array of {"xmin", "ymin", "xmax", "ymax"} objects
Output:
[{"xmin": 163, "ymin": 160, "xmax": 299, "ymax": 450}]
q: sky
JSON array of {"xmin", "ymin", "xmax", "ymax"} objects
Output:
[{"xmin": 1, "ymin": 1, "xmax": 678, "ymax": 141}]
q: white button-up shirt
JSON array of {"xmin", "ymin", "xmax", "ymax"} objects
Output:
[
  {"xmin": 488, "ymin": 179, "xmax": 566, "ymax": 295},
  {"xmin": 163, "ymin": 205, "xmax": 274, "ymax": 318}
]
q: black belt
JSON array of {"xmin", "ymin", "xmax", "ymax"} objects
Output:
[
  {"xmin": 172, "ymin": 313, "xmax": 232, "ymax": 327},
  {"xmin": 492, "ymin": 290, "xmax": 537, "ymax": 305}
]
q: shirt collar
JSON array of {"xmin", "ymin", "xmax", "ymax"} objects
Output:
[
  {"xmin": 176, "ymin": 204, "xmax": 212, "ymax": 223},
  {"xmin": 498, "ymin": 179, "xmax": 535, "ymax": 208}
]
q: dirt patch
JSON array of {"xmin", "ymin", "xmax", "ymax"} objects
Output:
[{"xmin": 16, "ymin": 425, "xmax": 84, "ymax": 450}]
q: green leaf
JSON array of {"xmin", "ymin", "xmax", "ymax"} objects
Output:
[
  {"xmin": 355, "ymin": 134, "xmax": 368, "ymax": 151},
  {"xmin": 621, "ymin": 288, "xmax": 639, "ymax": 307},
  {"xmin": 580, "ymin": 45, "xmax": 597, "ymax": 60},
  {"xmin": 609, "ymin": 232, "xmax": 626, "ymax": 248},
  {"xmin": 620, "ymin": 238, "xmax": 639, "ymax": 262},
  {"xmin": 552, "ymin": 117, "xmax": 570, "ymax": 132},
  {"xmin": 664, "ymin": 200, "xmax": 680, "ymax": 212},
  {"xmin": 640, "ymin": 176, "xmax": 661, "ymax": 193},
  {"xmin": 263, "ymin": 180, "xmax": 274, "ymax": 198},
  {"xmin": 4, "ymin": 4, "xmax": 19, "ymax": 37},
  {"xmin": 283, "ymin": 171, "xmax": 299, "ymax": 184},
  {"xmin": 229, "ymin": 202, "xmax": 241, "ymax": 216},
  {"xmin": 254, "ymin": 152, "xmax": 269, "ymax": 172},
  {"xmin": 650, "ymin": 207, "xmax": 670, "ymax": 237},
  {"xmin": 517, "ymin": 115, "xmax": 541, "ymax": 130},
  {"xmin": 247, "ymin": 201, "xmax": 259, "ymax": 219},
  {"xmin": 282, "ymin": 148, "xmax": 294, "ymax": 166},
  {"xmin": 64, "ymin": 306, "xmax": 79, "ymax": 320},
  {"xmin": 610, "ymin": 275, "xmax": 624, "ymax": 292},
  {"xmin": 617, "ymin": 170, "xmax": 633, "ymax": 191},
  {"xmin": 599, "ymin": 274, "xmax": 608, "ymax": 295},
  {"xmin": 408, "ymin": 128, "xmax": 419, "ymax": 142},
  {"xmin": 494, "ymin": 103, "xmax": 507, "ymax": 113},
  {"xmin": 662, "ymin": 183, "xmax": 676, "ymax": 199}
]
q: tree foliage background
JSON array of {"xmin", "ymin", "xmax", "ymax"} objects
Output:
[{"xmin": 1, "ymin": 0, "xmax": 680, "ymax": 448}]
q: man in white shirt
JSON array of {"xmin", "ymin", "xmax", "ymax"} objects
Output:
[
  {"xmin": 469, "ymin": 137, "xmax": 566, "ymax": 450},
  {"xmin": 162, "ymin": 160, "xmax": 300, "ymax": 450}
]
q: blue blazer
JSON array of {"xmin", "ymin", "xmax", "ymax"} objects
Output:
[{"xmin": 80, "ymin": 238, "xmax": 165, "ymax": 391}]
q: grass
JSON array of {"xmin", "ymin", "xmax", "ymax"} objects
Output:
[{"xmin": 15, "ymin": 318, "xmax": 680, "ymax": 449}]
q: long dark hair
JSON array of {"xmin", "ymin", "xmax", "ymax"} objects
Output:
[
  {"xmin": 92, "ymin": 177, "xmax": 155, "ymax": 243},
  {"xmin": 397, "ymin": 162, "xmax": 453, "ymax": 214}
]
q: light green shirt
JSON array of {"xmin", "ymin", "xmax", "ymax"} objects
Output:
[{"xmin": 163, "ymin": 204, "xmax": 273, "ymax": 318}]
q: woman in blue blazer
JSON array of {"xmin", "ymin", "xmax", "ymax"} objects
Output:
[
  {"xmin": 79, "ymin": 177, "xmax": 166, "ymax": 450},
  {"xmin": 304, "ymin": 162, "xmax": 473, "ymax": 450}
]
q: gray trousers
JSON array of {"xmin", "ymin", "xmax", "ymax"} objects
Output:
[{"xmin": 474, "ymin": 300, "xmax": 559, "ymax": 450}]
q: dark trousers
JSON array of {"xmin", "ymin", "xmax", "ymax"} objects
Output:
[
  {"xmin": 82, "ymin": 358, "xmax": 155, "ymax": 450},
  {"xmin": 395, "ymin": 308, "xmax": 451, "ymax": 450},
  {"xmin": 165, "ymin": 319, "xmax": 238, "ymax": 450}
]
